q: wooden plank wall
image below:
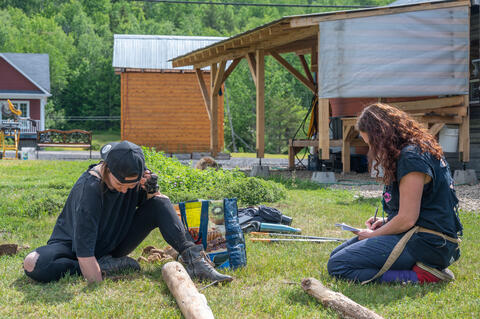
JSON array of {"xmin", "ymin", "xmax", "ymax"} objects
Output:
[
  {"xmin": 446, "ymin": 104, "xmax": 480, "ymax": 175},
  {"xmin": 121, "ymin": 72, "xmax": 224, "ymax": 153}
]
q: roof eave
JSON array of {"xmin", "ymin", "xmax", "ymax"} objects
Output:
[{"xmin": 0, "ymin": 53, "xmax": 51, "ymax": 95}]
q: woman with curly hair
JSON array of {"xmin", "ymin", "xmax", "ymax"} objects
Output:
[{"xmin": 328, "ymin": 103, "xmax": 463, "ymax": 284}]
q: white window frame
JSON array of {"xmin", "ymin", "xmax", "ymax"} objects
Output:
[
  {"xmin": 0, "ymin": 100, "xmax": 30, "ymax": 122},
  {"xmin": 11, "ymin": 100, "xmax": 30, "ymax": 119}
]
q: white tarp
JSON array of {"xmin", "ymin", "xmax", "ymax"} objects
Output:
[{"xmin": 318, "ymin": 6, "xmax": 470, "ymax": 98}]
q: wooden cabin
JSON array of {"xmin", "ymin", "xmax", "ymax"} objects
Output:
[
  {"xmin": 171, "ymin": 0, "xmax": 479, "ymax": 175},
  {"xmin": 113, "ymin": 35, "xmax": 225, "ymax": 154},
  {"xmin": 0, "ymin": 53, "xmax": 50, "ymax": 147}
]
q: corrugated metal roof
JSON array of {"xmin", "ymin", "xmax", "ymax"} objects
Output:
[
  {"xmin": 0, "ymin": 53, "xmax": 51, "ymax": 93},
  {"xmin": 112, "ymin": 34, "xmax": 227, "ymax": 70}
]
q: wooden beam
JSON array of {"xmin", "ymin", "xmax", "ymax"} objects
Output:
[
  {"xmin": 256, "ymin": 50, "xmax": 265, "ymax": 158},
  {"xmin": 298, "ymin": 55, "xmax": 315, "ymax": 85},
  {"xmin": 311, "ymin": 45, "xmax": 318, "ymax": 73},
  {"xmin": 390, "ymin": 96, "xmax": 464, "ymax": 112},
  {"xmin": 195, "ymin": 68, "xmax": 211, "ymax": 121},
  {"xmin": 318, "ymin": 98, "xmax": 330, "ymax": 160},
  {"xmin": 290, "ymin": 1, "xmax": 470, "ymax": 27},
  {"xmin": 213, "ymin": 60, "xmax": 227, "ymax": 95},
  {"xmin": 413, "ymin": 115, "xmax": 463, "ymax": 124},
  {"xmin": 210, "ymin": 63, "xmax": 219, "ymax": 157},
  {"xmin": 290, "ymin": 139, "xmax": 320, "ymax": 147},
  {"xmin": 273, "ymin": 36, "xmax": 317, "ymax": 54},
  {"xmin": 246, "ymin": 53, "xmax": 257, "ymax": 86},
  {"xmin": 428, "ymin": 123, "xmax": 445, "ymax": 136},
  {"xmin": 187, "ymin": 26, "xmax": 318, "ymax": 69},
  {"xmin": 222, "ymin": 58, "xmax": 242, "ymax": 83},
  {"xmin": 418, "ymin": 105, "xmax": 467, "ymax": 117},
  {"xmin": 270, "ymin": 51, "xmax": 316, "ymax": 93}
]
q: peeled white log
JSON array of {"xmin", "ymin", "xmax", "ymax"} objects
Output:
[
  {"xmin": 301, "ymin": 277, "xmax": 384, "ymax": 319},
  {"xmin": 162, "ymin": 261, "xmax": 214, "ymax": 319}
]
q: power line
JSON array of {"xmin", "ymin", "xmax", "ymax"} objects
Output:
[{"xmin": 132, "ymin": 0, "xmax": 374, "ymax": 9}]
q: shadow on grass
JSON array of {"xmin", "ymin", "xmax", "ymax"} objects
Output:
[
  {"xmin": 11, "ymin": 274, "xmax": 78, "ymax": 305},
  {"xmin": 10, "ymin": 267, "xmax": 166, "ymax": 306}
]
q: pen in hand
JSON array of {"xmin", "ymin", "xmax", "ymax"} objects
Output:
[{"xmin": 371, "ymin": 206, "xmax": 379, "ymax": 229}]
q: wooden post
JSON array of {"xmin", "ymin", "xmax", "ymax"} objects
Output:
[
  {"xmin": 256, "ymin": 50, "xmax": 265, "ymax": 158},
  {"xmin": 162, "ymin": 262, "xmax": 214, "ymax": 319},
  {"xmin": 318, "ymin": 98, "xmax": 330, "ymax": 160},
  {"xmin": 316, "ymin": 36, "xmax": 329, "ymax": 160},
  {"xmin": 342, "ymin": 124, "xmax": 353, "ymax": 173},
  {"xmin": 288, "ymin": 139, "xmax": 294, "ymax": 169},
  {"xmin": 210, "ymin": 63, "xmax": 219, "ymax": 157},
  {"xmin": 458, "ymin": 95, "xmax": 470, "ymax": 162},
  {"xmin": 302, "ymin": 277, "xmax": 384, "ymax": 319}
]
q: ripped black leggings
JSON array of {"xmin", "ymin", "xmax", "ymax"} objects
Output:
[{"xmin": 24, "ymin": 196, "xmax": 194, "ymax": 282}]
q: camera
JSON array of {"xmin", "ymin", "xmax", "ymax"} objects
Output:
[{"xmin": 144, "ymin": 171, "xmax": 159, "ymax": 194}]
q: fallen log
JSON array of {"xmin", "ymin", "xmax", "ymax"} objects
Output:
[
  {"xmin": 162, "ymin": 261, "xmax": 214, "ymax": 319},
  {"xmin": 301, "ymin": 277, "xmax": 384, "ymax": 319}
]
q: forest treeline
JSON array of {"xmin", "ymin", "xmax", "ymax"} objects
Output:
[{"xmin": 0, "ymin": 0, "xmax": 388, "ymax": 153}]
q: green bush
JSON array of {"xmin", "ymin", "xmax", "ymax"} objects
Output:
[
  {"xmin": 0, "ymin": 150, "xmax": 286, "ymax": 218},
  {"xmin": 223, "ymin": 177, "xmax": 287, "ymax": 206},
  {"xmin": 143, "ymin": 148, "xmax": 286, "ymax": 205}
]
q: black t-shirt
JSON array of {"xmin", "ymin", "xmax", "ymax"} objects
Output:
[
  {"xmin": 382, "ymin": 145, "xmax": 463, "ymax": 268},
  {"xmin": 48, "ymin": 164, "xmax": 147, "ymax": 258}
]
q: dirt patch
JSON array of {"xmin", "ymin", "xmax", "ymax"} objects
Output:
[{"xmin": 0, "ymin": 244, "xmax": 18, "ymax": 256}]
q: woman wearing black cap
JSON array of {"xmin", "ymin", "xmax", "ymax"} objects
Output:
[{"xmin": 23, "ymin": 140, "xmax": 232, "ymax": 284}]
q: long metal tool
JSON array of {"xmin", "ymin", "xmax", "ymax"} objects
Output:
[
  {"xmin": 250, "ymin": 232, "xmax": 346, "ymax": 242},
  {"xmin": 250, "ymin": 238, "xmax": 342, "ymax": 243}
]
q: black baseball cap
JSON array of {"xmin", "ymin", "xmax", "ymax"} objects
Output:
[{"xmin": 100, "ymin": 141, "xmax": 145, "ymax": 183}]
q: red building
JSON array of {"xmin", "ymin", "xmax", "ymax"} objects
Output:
[{"xmin": 0, "ymin": 53, "xmax": 50, "ymax": 146}]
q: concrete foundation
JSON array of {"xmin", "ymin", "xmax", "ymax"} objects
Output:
[
  {"xmin": 311, "ymin": 171, "xmax": 337, "ymax": 184},
  {"xmin": 250, "ymin": 165, "xmax": 270, "ymax": 178},
  {"xmin": 453, "ymin": 169, "xmax": 478, "ymax": 185}
]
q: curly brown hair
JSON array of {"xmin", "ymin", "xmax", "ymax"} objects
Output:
[{"xmin": 356, "ymin": 103, "xmax": 443, "ymax": 185}]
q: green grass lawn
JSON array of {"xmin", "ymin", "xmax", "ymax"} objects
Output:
[
  {"xmin": 91, "ymin": 130, "xmax": 121, "ymax": 147},
  {"xmin": 1, "ymin": 161, "xmax": 479, "ymax": 318}
]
